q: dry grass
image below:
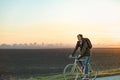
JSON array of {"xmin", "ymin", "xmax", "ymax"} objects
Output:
[{"xmin": 18, "ymin": 68, "xmax": 120, "ymax": 80}]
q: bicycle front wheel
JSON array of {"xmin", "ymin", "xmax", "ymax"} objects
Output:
[{"xmin": 63, "ymin": 64, "xmax": 83, "ymax": 80}]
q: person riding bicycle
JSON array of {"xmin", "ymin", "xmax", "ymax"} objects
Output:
[{"xmin": 70, "ymin": 34, "xmax": 92, "ymax": 80}]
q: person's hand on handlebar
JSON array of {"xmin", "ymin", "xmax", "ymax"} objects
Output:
[
  {"xmin": 69, "ymin": 54, "xmax": 81, "ymax": 58},
  {"xmin": 69, "ymin": 53, "xmax": 75, "ymax": 58},
  {"xmin": 78, "ymin": 54, "xmax": 81, "ymax": 58},
  {"xmin": 69, "ymin": 54, "xmax": 73, "ymax": 58}
]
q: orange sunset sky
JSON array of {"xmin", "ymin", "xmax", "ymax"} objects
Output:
[{"xmin": 0, "ymin": 0, "xmax": 120, "ymax": 48}]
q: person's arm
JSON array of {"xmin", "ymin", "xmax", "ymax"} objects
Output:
[
  {"xmin": 81, "ymin": 41, "xmax": 87, "ymax": 57},
  {"xmin": 72, "ymin": 41, "xmax": 79, "ymax": 56}
]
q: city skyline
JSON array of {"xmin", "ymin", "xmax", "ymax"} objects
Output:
[
  {"xmin": 0, "ymin": 42, "xmax": 120, "ymax": 48},
  {"xmin": 0, "ymin": 42, "xmax": 73, "ymax": 49}
]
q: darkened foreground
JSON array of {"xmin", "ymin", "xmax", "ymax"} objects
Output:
[{"xmin": 0, "ymin": 48, "xmax": 120, "ymax": 79}]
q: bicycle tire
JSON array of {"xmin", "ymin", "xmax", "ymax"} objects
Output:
[
  {"xmin": 88, "ymin": 64, "xmax": 98, "ymax": 80},
  {"xmin": 63, "ymin": 64, "xmax": 83, "ymax": 80}
]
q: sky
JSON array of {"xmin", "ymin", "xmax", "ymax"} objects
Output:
[{"xmin": 0, "ymin": 0, "xmax": 120, "ymax": 47}]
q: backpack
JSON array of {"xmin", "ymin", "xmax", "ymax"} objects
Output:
[{"xmin": 84, "ymin": 38, "xmax": 92, "ymax": 49}]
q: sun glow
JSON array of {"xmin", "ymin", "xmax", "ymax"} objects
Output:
[{"xmin": 0, "ymin": 0, "xmax": 120, "ymax": 48}]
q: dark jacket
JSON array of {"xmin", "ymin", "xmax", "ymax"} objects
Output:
[{"xmin": 72, "ymin": 38, "xmax": 91, "ymax": 57}]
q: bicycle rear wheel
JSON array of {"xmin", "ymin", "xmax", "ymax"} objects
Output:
[
  {"xmin": 89, "ymin": 70, "xmax": 98, "ymax": 80},
  {"xmin": 88, "ymin": 64, "xmax": 98, "ymax": 80},
  {"xmin": 63, "ymin": 64, "xmax": 83, "ymax": 80}
]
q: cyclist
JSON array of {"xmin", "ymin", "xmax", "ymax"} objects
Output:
[{"xmin": 70, "ymin": 34, "xmax": 92, "ymax": 80}]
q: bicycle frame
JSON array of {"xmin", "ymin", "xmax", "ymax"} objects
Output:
[
  {"xmin": 63, "ymin": 56, "xmax": 98, "ymax": 80},
  {"xmin": 68, "ymin": 57, "xmax": 85, "ymax": 80},
  {"xmin": 73, "ymin": 58, "xmax": 85, "ymax": 73}
]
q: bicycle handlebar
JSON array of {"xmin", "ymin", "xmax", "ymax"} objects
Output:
[
  {"xmin": 69, "ymin": 54, "xmax": 81, "ymax": 59},
  {"xmin": 69, "ymin": 55, "xmax": 85, "ymax": 61},
  {"xmin": 69, "ymin": 56, "xmax": 78, "ymax": 59}
]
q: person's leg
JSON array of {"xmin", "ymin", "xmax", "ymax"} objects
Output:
[
  {"xmin": 85, "ymin": 56, "xmax": 90, "ymax": 74},
  {"xmin": 79, "ymin": 60, "xmax": 83, "ymax": 66},
  {"xmin": 78, "ymin": 55, "xmax": 84, "ymax": 72},
  {"xmin": 78, "ymin": 55, "xmax": 83, "ymax": 66}
]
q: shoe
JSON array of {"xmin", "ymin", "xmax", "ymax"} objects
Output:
[{"xmin": 82, "ymin": 75, "xmax": 90, "ymax": 80}]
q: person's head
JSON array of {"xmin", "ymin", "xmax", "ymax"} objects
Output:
[{"xmin": 77, "ymin": 34, "xmax": 83, "ymax": 41}]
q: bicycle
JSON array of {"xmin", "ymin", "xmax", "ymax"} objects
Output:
[{"xmin": 63, "ymin": 55, "xmax": 98, "ymax": 80}]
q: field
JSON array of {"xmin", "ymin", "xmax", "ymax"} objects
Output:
[{"xmin": 0, "ymin": 48, "xmax": 120, "ymax": 80}]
